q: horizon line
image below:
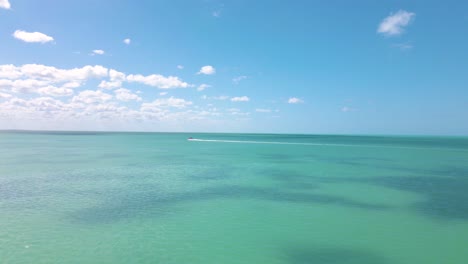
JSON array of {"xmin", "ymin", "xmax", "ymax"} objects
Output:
[{"xmin": 1, "ymin": 129, "xmax": 466, "ymax": 138}]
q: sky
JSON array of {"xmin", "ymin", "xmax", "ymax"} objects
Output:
[{"xmin": 0, "ymin": 0, "xmax": 467, "ymax": 135}]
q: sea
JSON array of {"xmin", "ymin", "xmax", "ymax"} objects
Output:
[{"xmin": 1, "ymin": 131, "xmax": 468, "ymax": 264}]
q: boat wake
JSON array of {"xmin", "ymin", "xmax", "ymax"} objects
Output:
[
  {"xmin": 189, "ymin": 138, "xmax": 304, "ymax": 144},
  {"xmin": 187, "ymin": 138, "xmax": 467, "ymax": 151},
  {"xmin": 189, "ymin": 138, "xmax": 362, "ymax": 147}
]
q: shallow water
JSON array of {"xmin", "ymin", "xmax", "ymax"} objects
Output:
[{"xmin": 1, "ymin": 132, "xmax": 468, "ymax": 263}]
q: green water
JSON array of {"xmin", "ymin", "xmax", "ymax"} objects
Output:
[{"xmin": 1, "ymin": 132, "xmax": 468, "ymax": 264}]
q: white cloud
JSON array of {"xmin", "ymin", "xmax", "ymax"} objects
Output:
[
  {"xmin": 141, "ymin": 97, "xmax": 192, "ymax": 110},
  {"xmin": 0, "ymin": 79, "xmax": 77, "ymax": 98},
  {"xmin": 86, "ymin": 103, "xmax": 123, "ymax": 113},
  {"xmin": 0, "ymin": 65, "xmax": 22, "ymax": 79},
  {"xmin": 62, "ymin": 81, "xmax": 81, "ymax": 88},
  {"xmin": 0, "ymin": 64, "xmax": 143, "ymax": 101},
  {"xmin": 0, "ymin": 0, "xmax": 11, "ymax": 9},
  {"xmin": 20, "ymin": 64, "xmax": 107, "ymax": 81},
  {"xmin": 232, "ymin": 75, "xmax": 247, "ymax": 84},
  {"xmin": 0, "ymin": 95, "xmax": 144, "ymax": 123},
  {"xmin": 72, "ymin": 90, "xmax": 112, "ymax": 104},
  {"xmin": 98, "ymin": 80, "xmax": 122, "ymax": 89},
  {"xmin": 378, "ymin": 10, "xmax": 415, "ymax": 36},
  {"xmin": 288, "ymin": 97, "xmax": 303, "ymax": 104},
  {"xmin": 98, "ymin": 69, "xmax": 126, "ymax": 89},
  {"xmin": 1, "ymin": 97, "xmax": 67, "ymax": 114},
  {"xmin": 197, "ymin": 84, "xmax": 211, "ymax": 91},
  {"xmin": 114, "ymin": 88, "xmax": 142, "ymax": 102},
  {"xmin": 0, "ymin": 63, "xmax": 228, "ymax": 128},
  {"xmin": 0, "ymin": 64, "xmax": 108, "ymax": 91},
  {"xmin": 123, "ymin": 38, "xmax": 131, "ymax": 45},
  {"xmin": 127, "ymin": 74, "xmax": 190, "ymax": 89},
  {"xmin": 212, "ymin": 10, "xmax": 221, "ymax": 17},
  {"xmin": 214, "ymin": 96, "xmax": 229, "ymax": 100},
  {"xmin": 0, "ymin": 63, "xmax": 192, "ymax": 96},
  {"xmin": 13, "ymin": 30, "xmax": 54, "ymax": 43},
  {"xmin": 0, "ymin": 79, "xmax": 49, "ymax": 93},
  {"xmin": 341, "ymin": 106, "xmax": 356, "ymax": 112},
  {"xmin": 92, "ymin": 49, "xmax": 105, "ymax": 55},
  {"xmin": 231, "ymin": 96, "xmax": 249, "ymax": 102},
  {"xmin": 393, "ymin": 43, "xmax": 413, "ymax": 50},
  {"xmin": 201, "ymin": 95, "xmax": 229, "ymax": 101},
  {"xmin": 0, "ymin": 92, "xmax": 12, "ymax": 99},
  {"xmin": 109, "ymin": 69, "xmax": 126, "ymax": 81},
  {"xmin": 159, "ymin": 92, "xmax": 168, "ymax": 96},
  {"xmin": 255, "ymin": 108, "xmax": 271, "ymax": 113},
  {"xmin": 194, "ymin": 109, "xmax": 222, "ymax": 119},
  {"xmin": 197, "ymin": 65, "xmax": 216, "ymax": 75},
  {"xmin": 177, "ymin": 65, "xmax": 184, "ymax": 70},
  {"xmin": 37, "ymin": 86, "xmax": 74, "ymax": 97},
  {"xmin": 230, "ymin": 111, "xmax": 250, "ymax": 117},
  {"xmin": 24, "ymin": 97, "xmax": 66, "ymax": 111}
]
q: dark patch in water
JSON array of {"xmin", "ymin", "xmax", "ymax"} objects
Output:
[
  {"xmin": 304, "ymin": 153, "xmax": 393, "ymax": 167},
  {"xmin": 285, "ymin": 246, "xmax": 388, "ymax": 264},
  {"xmin": 281, "ymin": 182, "xmax": 319, "ymax": 190},
  {"xmin": 265, "ymin": 170, "xmax": 320, "ymax": 190},
  {"xmin": 363, "ymin": 165, "xmax": 468, "ymax": 220},
  {"xmin": 260, "ymin": 153, "xmax": 301, "ymax": 163},
  {"xmin": 0, "ymin": 179, "xmax": 33, "ymax": 200},
  {"xmin": 70, "ymin": 185, "xmax": 389, "ymax": 224},
  {"xmin": 188, "ymin": 167, "xmax": 233, "ymax": 180},
  {"xmin": 261, "ymin": 163, "xmax": 468, "ymax": 220},
  {"xmin": 98, "ymin": 153, "xmax": 130, "ymax": 158},
  {"xmin": 309, "ymin": 167, "xmax": 468, "ymax": 220},
  {"xmin": 369, "ymin": 175, "xmax": 468, "ymax": 220},
  {"xmin": 386, "ymin": 165, "xmax": 468, "ymax": 178}
]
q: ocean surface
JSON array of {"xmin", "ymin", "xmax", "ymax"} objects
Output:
[{"xmin": 1, "ymin": 131, "xmax": 468, "ymax": 264}]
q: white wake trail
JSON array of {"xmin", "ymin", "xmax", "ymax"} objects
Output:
[
  {"xmin": 187, "ymin": 138, "xmax": 467, "ymax": 152},
  {"xmin": 188, "ymin": 138, "xmax": 349, "ymax": 147}
]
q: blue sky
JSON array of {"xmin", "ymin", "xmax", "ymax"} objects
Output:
[{"xmin": 0, "ymin": 0, "xmax": 467, "ymax": 135}]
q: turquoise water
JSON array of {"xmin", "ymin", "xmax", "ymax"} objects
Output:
[{"xmin": 1, "ymin": 132, "xmax": 468, "ymax": 263}]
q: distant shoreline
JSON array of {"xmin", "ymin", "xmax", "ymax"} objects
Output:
[{"xmin": 0, "ymin": 129, "xmax": 466, "ymax": 138}]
